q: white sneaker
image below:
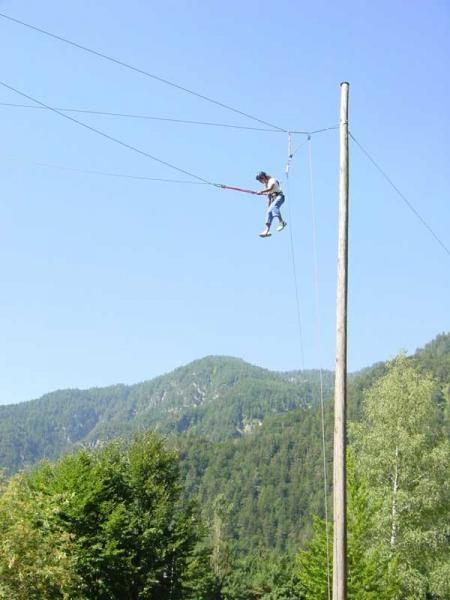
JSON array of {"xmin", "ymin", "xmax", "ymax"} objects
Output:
[
  {"xmin": 276, "ymin": 221, "xmax": 287, "ymax": 232},
  {"xmin": 259, "ymin": 231, "xmax": 272, "ymax": 238}
]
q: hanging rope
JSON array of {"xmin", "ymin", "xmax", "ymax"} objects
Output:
[
  {"xmin": 285, "ymin": 135, "xmax": 331, "ymax": 600},
  {"xmin": 286, "ymin": 137, "xmax": 330, "ymax": 599},
  {"xmin": 285, "ymin": 132, "xmax": 293, "ymax": 178},
  {"xmin": 284, "ymin": 134, "xmax": 305, "ymax": 370},
  {"xmin": 307, "ymin": 137, "xmax": 331, "ymax": 600}
]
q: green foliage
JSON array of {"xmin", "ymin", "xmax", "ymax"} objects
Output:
[
  {"xmin": 0, "ymin": 357, "xmax": 332, "ymax": 476},
  {"xmin": 351, "ymin": 355, "xmax": 450, "ymax": 599},
  {"xmin": 1, "ymin": 335, "xmax": 450, "ymax": 598},
  {"xmin": 295, "ymin": 515, "xmax": 331, "ymax": 599},
  {"xmin": 413, "ymin": 332, "xmax": 450, "ymax": 383},
  {"xmin": 0, "ymin": 385, "xmax": 129, "ymax": 474},
  {"xmin": 209, "ymin": 494, "xmax": 233, "ymax": 585},
  {"xmin": 0, "ymin": 474, "xmax": 82, "ymax": 599},
  {"xmin": 296, "ymin": 456, "xmax": 399, "ymax": 599},
  {"xmin": 176, "ymin": 404, "xmax": 333, "ymax": 555},
  {"xmin": 0, "ymin": 433, "xmax": 215, "ymax": 599},
  {"xmin": 221, "ymin": 553, "xmax": 298, "ymax": 600}
]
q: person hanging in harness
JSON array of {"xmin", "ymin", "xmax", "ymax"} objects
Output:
[{"xmin": 256, "ymin": 171, "xmax": 287, "ymax": 238}]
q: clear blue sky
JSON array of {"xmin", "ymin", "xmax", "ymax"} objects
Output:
[{"xmin": 1, "ymin": 0, "xmax": 449, "ymax": 404}]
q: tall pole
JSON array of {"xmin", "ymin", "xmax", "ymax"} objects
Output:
[{"xmin": 333, "ymin": 81, "xmax": 349, "ymax": 600}]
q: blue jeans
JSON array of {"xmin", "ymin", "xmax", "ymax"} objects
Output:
[{"xmin": 266, "ymin": 194, "xmax": 285, "ymax": 226}]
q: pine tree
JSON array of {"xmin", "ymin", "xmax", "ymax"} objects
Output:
[{"xmin": 296, "ymin": 455, "xmax": 399, "ymax": 599}]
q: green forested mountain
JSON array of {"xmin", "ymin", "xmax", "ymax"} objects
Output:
[
  {"xmin": 177, "ymin": 404, "xmax": 334, "ymax": 553},
  {"xmin": 176, "ymin": 335, "xmax": 450, "ymax": 555},
  {"xmin": 413, "ymin": 332, "xmax": 450, "ymax": 384},
  {"xmin": 174, "ymin": 334, "xmax": 450, "ymax": 556},
  {"xmin": 0, "ymin": 334, "xmax": 449, "ymax": 598},
  {"xmin": 0, "ymin": 356, "xmax": 333, "ymax": 475}
]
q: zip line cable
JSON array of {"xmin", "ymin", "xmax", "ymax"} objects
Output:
[
  {"xmin": 307, "ymin": 137, "xmax": 331, "ymax": 600},
  {"xmin": 0, "ymin": 102, "xmax": 337, "ymax": 136},
  {"xmin": 303, "ymin": 126, "xmax": 339, "ymax": 136},
  {"xmin": 349, "ymin": 131, "xmax": 450, "ymax": 258},
  {"xmin": 0, "ymin": 156, "xmax": 209, "ymax": 185},
  {"xmin": 0, "ymin": 11, "xmax": 286, "ymax": 132},
  {"xmin": 0, "ymin": 79, "xmax": 216, "ymax": 186},
  {"xmin": 0, "ymin": 102, "xmax": 284, "ymax": 132},
  {"xmin": 0, "ymin": 81, "xmax": 278, "ymax": 194}
]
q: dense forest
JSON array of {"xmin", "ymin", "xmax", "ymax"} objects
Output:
[
  {"xmin": 0, "ymin": 356, "xmax": 333, "ymax": 475},
  {"xmin": 0, "ymin": 333, "xmax": 449, "ymax": 598}
]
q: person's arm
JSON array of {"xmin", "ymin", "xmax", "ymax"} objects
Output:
[{"xmin": 256, "ymin": 181, "xmax": 276, "ymax": 196}]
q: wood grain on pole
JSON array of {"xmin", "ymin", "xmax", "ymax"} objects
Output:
[{"xmin": 333, "ymin": 81, "xmax": 349, "ymax": 600}]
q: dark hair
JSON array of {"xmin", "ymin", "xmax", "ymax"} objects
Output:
[{"xmin": 256, "ymin": 171, "xmax": 268, "ymax": 181}]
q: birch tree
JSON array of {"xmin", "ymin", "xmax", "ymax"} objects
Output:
[{"xmin": 351, "ymin": 355, "xmax": 450, "ymax": 599}]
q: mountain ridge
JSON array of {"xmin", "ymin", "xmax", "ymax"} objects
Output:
[
  {"xmin": 0, "ymin": 355, "xmax": 333, "ymax": 474},
  {"xmin": 1, "ymin": 334, "xmax": 448, "ymax": 556},
  {"xmin": 2, "ymin": 333, "xmax": 448, "ymax": 477}
]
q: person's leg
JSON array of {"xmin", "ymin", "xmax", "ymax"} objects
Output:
[
  {"xmin": 276, "ymin": 216, "xmax": 287, "ymax": 231},
  {"xmin": 260, "ymin": 208, "xmax": 273, "ymax": 236},
  {"xmin": 273, "ymin": 195, "xmax": 287, "ymax": 230}
]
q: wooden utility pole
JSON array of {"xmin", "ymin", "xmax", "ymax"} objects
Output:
[{"xmin": 333, "ymin": 81, "xmax": 349, "ymax": 600}]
